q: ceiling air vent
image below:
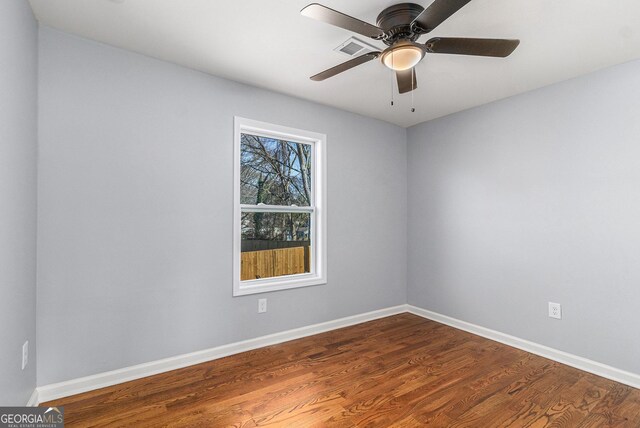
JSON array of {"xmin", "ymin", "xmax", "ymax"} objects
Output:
[{"xmin": 334, "ymin": 37, "xmax": 378, "ymax": 57}]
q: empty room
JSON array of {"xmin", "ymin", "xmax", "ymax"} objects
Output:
[{"xmin": 2, "ymin": 0, "xmax": 640, "ymax": 426}]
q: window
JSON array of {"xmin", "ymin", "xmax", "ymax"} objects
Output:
[{"xmin": 233, "ymin": 117, "xmax": 326, "ymax": 296}]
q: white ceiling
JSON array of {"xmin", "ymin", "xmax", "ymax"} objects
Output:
[{"xmin": 28, "ymin": 0, "xmax": 640, "ymax": 127}]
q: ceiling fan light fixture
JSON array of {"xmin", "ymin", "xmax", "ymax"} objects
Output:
[{"xmin": 381, "ymin": 42, "xmax": 425, "ymax": 71}]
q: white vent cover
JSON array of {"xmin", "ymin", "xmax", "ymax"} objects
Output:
[{"xmin": 334, "ymin": 37, "xmax": 379, "ymax": 57}]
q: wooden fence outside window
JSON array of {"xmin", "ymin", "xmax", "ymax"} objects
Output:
[{"xmin": 240, "ymin": 246, "xmax": 311, "ymax": 281}]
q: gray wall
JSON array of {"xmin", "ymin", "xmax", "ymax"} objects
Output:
[
  {"xmin": 0, "ymin": 1, "xmax": 39, "ymax": 405},
  {"xmin": 407, "ymin": 59, "xmax": 640, "ymax": 374},
  {"xmin": 36, "ymin": 16, "xmax": 640, "ymax": 388},
  {"xmin": 37, "ymin": 28, "xmax": 407, "ymax": 385}
]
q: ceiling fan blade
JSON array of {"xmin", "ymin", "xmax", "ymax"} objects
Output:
[
  {"xmin": 425, "ymin": 37, "xmax": 520, "ymax": 57},
  {"xmin": 310, "ymin": 52, "xmax": 380, "ymax": 81},
  {"xmin": 301, "ymin": 3, "xmax": 385, "ymax": 39},
  {"xmin": 396, "ymin": 68, "xmax": 417, "ymax": 94},
  {"xmin": 412, "ymin": 0, "xmax": 473, "ymax": 33}
]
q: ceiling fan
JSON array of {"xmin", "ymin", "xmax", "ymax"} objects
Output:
[{"xmin": 301, "ymin": 1, "xmax": 520, "ymax": 94}]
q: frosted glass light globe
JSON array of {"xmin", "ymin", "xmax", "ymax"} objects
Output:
[{"xmin": 381, "ymin": 43, "xmax": 424, "ymax": 71}]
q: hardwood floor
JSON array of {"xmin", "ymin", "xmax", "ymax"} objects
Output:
[{"xmin": 43, "ymin": 313, "xmax": 640, "ymax": 427}]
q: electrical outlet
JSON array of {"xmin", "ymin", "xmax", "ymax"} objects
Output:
[
  {"xmin": 258, "ymin": 298, "xmax": 267, "ymax": 314},
  {"xmin": 22, "ymin": 341, "xmax": 28, "ymax": 370},
  {"xmin": 548, "ymin": 302, "xmax": 562, "ymax": 320}
]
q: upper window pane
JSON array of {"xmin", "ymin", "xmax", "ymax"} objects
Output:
[{"xmin": 240, "ymin": 134, "xmax": 312, "ymax": 206}]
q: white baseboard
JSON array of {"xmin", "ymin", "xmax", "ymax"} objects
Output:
[
  {"xmin": 407, "ymin": 305, "xmax": 640, "ymax": 390},
  {"xmin": 36, "ymin": 303, "xmax": 640, "ymax": 404},
  {"xmin": 26, "ymin": 389, "xmax": 39, "ymax": 407},
  {"xmin": 36, "ymin": 305, "xmax": 408, "ymax": 403}
]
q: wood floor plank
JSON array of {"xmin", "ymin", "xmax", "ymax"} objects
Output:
[{"xmin": 43, "ymin": 314, "xmax": 640, "ymax": 427}]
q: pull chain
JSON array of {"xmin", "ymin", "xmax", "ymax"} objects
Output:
[
  {"xmin": 390, "ymin": 68, "xmax": 394, "ymax": 106},
  {"xmin": 390, "ymin": 55, "xmax": 395, "ymax": 106},
  {"xmin": 411, "ymin": 67, "xmax": 415, "ymax": 113}
]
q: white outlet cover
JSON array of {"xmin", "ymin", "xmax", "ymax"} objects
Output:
[
  {"xmin": 548, "ymin": 302, "xmax": 562, "ymax": 320},
  {"xmin": 22, "ymin": 341, "xmax": 28, "ymax": 370},
  {"xmin": 258, "ymin": 298, "xmax": 267, "ymax": 313}
]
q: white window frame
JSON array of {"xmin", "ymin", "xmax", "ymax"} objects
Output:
[{"xmin": 233, "ymin": 117, "xmax": 327, "ymax": 296}]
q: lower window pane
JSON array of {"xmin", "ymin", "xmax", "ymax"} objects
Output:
[{"xmin": 241, "ymin": 212, "xmax": 311, "ymax": 281}]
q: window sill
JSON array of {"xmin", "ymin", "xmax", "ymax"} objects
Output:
[{"xmin": 233, "ymin": 274, "xmax": 326, "ymax": 296}]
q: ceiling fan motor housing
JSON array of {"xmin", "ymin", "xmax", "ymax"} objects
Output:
[{"xmin": 376, "ymin": 3, "xmax": 425, "ymax": 45}]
